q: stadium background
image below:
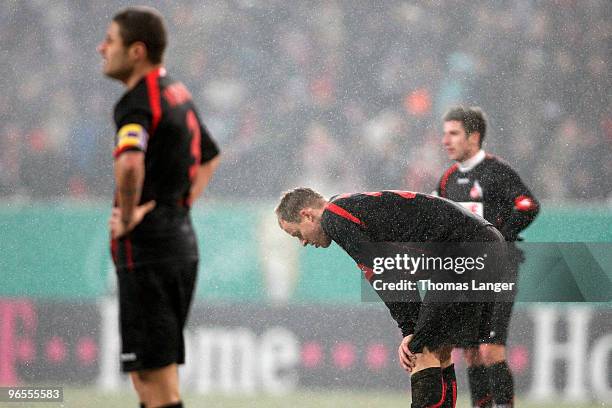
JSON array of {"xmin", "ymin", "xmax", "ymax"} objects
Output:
[{"xmin": 1, "ymin": 0, "xmax": 610, "ymax": 407}]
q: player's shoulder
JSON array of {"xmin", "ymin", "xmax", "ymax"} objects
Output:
[
  {"xmin": 439, "ymin": 163, "xmax": 460, "ymax": 185},
  {"xmin": 114, "ymin": 80, "xmax": 150, "ymax": 117},
  {"xmin": 483, "ymin": 153, "xmax": 520, "ymax": 174},
  {"xmin": 442, "ymin": 162, "xmax": 460, "ymax": 176},
  {"xmin": 328, "ymin": 193, "xmax": 359, "ymax": 207}
]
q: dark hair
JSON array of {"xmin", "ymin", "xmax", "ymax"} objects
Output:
[
  {"xmin": 113, "ymin": 6, "xmax": 167, "ymax": 64},
  {"xmin": 275, "ymin": 188, "xmax": 326, "ymax": 222},
  {"xmin": 443, "ymin": 106, "xmax": 487, "ymax": 147}
]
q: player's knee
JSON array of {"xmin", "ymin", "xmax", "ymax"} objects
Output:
[
  {"xmin": 463, "ymin": 346, "xmax": 482, "ymax": 366},
  {"xmin": 480, "ymin": 343, "xmax": 506, "ymax": 365},
  {"xmin": 435, "ymin": 345, "xmax": 453, "ymax": 365},
  {"xmin": 130, "ymin": 372, "xmax": 149, "ymax": 401}
]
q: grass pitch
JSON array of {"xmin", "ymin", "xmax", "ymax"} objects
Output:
[{"xmin": 0, "ymin": 389, "xmax": 608, "ymax": 408}]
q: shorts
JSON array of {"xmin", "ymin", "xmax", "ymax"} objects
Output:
[
  {"xmin": 469, "ymin": 243, "xmax": 520, "ymax": 347},
  {"xmin": 476, "ymin": 300, "xmax": 514, "ymax": 345},
  {"xmin": 117, "ymin": 258, "xmax": 198, "ymax": 372},
  {"xmin": 408, "ymin": 302, "xmax": 483, "ymax": 353},
  {"xmin": 408, "ymin": 225, "xmax": 506, "ymax": 352}
]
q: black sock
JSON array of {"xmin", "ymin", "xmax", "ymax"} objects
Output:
[
  {"xmin": 441, "ymin": 364, "xmax": 457, "ymax": 408},
  {"xmin": 140, "ymin": 404, "xmax": 145, "ymax": 408},
  {"xmin": 153, "ymin": 403, "xmax": 183, "ymax": 408},
  {"xmin": 410, "ymin": 367, "xmax": 445, "ymax": 408},
  {"xmin": 468, "ymin": 365, "xmax": 492, "ymax": 407},
  {"xmin": 488, "ymin": 361, "xmax": 514, "ymax": 407}
]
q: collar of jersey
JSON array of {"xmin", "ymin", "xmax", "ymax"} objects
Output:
[{"xmin": 458, "ymin": 149, "xmax": 486, "ymax": 172}]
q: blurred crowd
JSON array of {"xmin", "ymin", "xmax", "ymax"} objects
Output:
[{"xmin": 1, "ymin": 0, "xmax": 610, "ymax": 201}]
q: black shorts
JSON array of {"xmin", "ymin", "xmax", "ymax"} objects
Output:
[
  {"xmin": 409, "ymin": 302, "xmax": 484, "ymax": 353},
  {"xmin": 469, "ymin": 243, "xmax": 520, "ymax": 347},
  {"xmin": 476, "ymin": 300, "xmax": 514, "ymax": 345},
  {"xmin": 117, "ymin": 258, "xmax": 198, "ymax": 372},
  {"xmin": 408, "ymin": 226, "xmax": 506, "ymax": 353}
]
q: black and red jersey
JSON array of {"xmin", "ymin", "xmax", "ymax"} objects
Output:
[
  {"xmin": 320, "ymin": 190, "xmax": 497, "ymax": 336},
  {"xmin": 111, "ymin": 68, "xmax": 219, "ymax": 268},
  {"xmin": 437, "ymin": 152, "xmax": 539, "ymax": 241},
  {"xmin": 321, "ymin": 190, "xmax": 493, "ymax": 252},
  {"xmin": 113, "ymin": 67, "xmax": 219, "ymax": 208}
]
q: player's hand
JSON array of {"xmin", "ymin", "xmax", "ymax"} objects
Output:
[
  {"xmin": 398, "ymin": 334, "xmax": 416, "ymax": 372},
  {"xmin": 109, "ymin": 201, "xmax": 156, "ymax": 239}
]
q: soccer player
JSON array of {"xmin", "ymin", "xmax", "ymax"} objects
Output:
[
  {"xmin": 438, "ymin": 106, "xmax": 539, "ymax": 408},
  {"xmin": 98, "ymin": 7, "xmax": 220, "ymax": 408},
  {"xmin": 276, "ymin": 188, "xmax": 505, "ymax": 408}
]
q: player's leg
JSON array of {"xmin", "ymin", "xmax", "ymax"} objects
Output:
[
  {"xmin": 463, "ymin": 298, "xmax": 493, "ymax": 408},
  {"xmin": 408, "ymin": 303, "xmax": 453, "ymax": 408},
  {"xmin": 118, "ymin": 260, "xmax": 195, "ymax": 408},
  {"xmin": 464, "ymin": 346, "xmax": 492, "ymax": 408},
  {"xmin": 409, "ymin": 346, "xmax": 445, "ymax": 408},
  {"xmin": 136, "ymin": 363, "xmax": 181, "ymax": 408},
  {"xmin": 129, "ymin": 371, "xmax": 149, "ymax": 407},
  {"xmin": 436, "ymin": 346, "xmax": 457, "ymax": 408},
  {"xmin": 480, "ymin": 300, "xmax": 515, "ymax": 408}
]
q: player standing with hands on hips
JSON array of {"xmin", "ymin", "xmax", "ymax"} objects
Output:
[
  {"xmin": 98, "ymin": 7, "xmax": 220, "ymax": 408},
  {"xmin": 437, "ymin": 106, "xmax": 539, "ymax": 408}
]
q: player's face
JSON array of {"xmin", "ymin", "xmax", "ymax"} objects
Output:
[
  {"xmin": 279, "ymin": 216, "xmax": 332, "ymax": 248},
  {"xmin": 98, "ymin": 22, "xmax": 134, "ymax": 81},
  {"xmin": 442, "ymin": 120, "xmax": 479, "ymax": 162}
]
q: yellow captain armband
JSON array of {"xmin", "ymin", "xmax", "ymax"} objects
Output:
[{"xmin": 113, "ymin": 123, "xmax": 148, "ymax": 157}]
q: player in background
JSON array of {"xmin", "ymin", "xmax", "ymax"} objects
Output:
[
  {"xmin": 99, "ymin": 7, "xmax": 220, "ymax": 408},
  {"xmin": 276, "ymin": 188, "xmax": 506, "ymax": 408},
  {"xmin": 437, "ymin": 106, "xmax": 539, "ymax": 408}
]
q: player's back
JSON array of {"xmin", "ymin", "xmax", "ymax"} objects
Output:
[{"xmin": 326, "ymin": 190, "xmax": 492, "ymax": 243}]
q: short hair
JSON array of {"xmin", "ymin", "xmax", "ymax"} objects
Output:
[
  {"xmin": 113, "ymin": 6, "xmax": 167, "ymax": 64},
  {"xmin": 443, "ymin": 106, "xmax": 487, "ymax": 147},
  {"xmin": 275, "ymin": 188, "xmax": 326, "ymax": 223}
]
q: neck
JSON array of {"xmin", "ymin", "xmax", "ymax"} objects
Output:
[
  {"xmin": 124, "ymin": 63, "xmax": 163, "ymax": 90},
  {"xmin": 312, "ymin": 204, "xmax": 328, "ymax": 221},
  {"xmin": 458, "ymin": 149, "xmax": 486, "ymax": 172}
]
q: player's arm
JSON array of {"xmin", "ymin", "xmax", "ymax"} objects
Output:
[
  {"xmin": 111, "ymin": 122, "xmax": 155, "ymax": 239},
  {"xmin": 189, "ymin": 155, "xmax": 220, "ymax": 203},
  {"xmin": 324, "ymin": 208, "xmax": 420, "ymax": 337},
  {"xmin": 115, "ymin": 151, "xmax": 145, "ymax": 224},
  {"xmin": 497, "ymin": 166, "xmax": 540, "ymax": 240},
  {"xmin": 189, "ymin": 118, "xmax": 220, "ymax": 204},
  {"xmin": 387, "ymin": 301, "xmax": 420, "ymax": 337}
]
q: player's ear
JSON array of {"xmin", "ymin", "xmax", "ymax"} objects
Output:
[
  {"xmin": 468, "ymin": 131, "xmax": 481, "ymax": 145},
  {"xmin": 299, "ymin": 207, "xmax": 313, "ymax": 222},
  {"xmin": 129, "ymin": 41, "xmax": 147, "ymax": 61}
]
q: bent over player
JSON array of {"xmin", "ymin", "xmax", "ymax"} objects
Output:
[
  {"xmin": 438, "ymin": 106, "xmax": 539, "ymax": 408},
  {"xmin": 276, "ymin": 188, "xmax": 505, "ymax": 408},
  {"xmin": 99, "ymin": 7, "xmax": 220, "ymax": 408}
]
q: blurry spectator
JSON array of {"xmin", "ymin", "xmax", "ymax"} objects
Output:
[{"xmin": 1, "ymin": 0, "xmax": 610, "ymax": 201}]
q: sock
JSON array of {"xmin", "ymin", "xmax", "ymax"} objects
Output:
[
  {"xmin": 140, "ymin": 404, "xmax": 145, "ymax": 408},
  {"xmin": 467, "ymin": 365, "xmax": 492, "ymax": 407},
  {"xmin": 410, "ymin": 367, "xmax": 445, "ymax": 408},
  {"xmin": 441, "ymin": 364, "xmax": 457, "ymax": 408},
  {"xmin": 153, "ymin": 403, "xmax": 183, "ymax": 408},
  {"xmin": 488, "ymin": 361, "xmax": 514, "ymax": 407}
]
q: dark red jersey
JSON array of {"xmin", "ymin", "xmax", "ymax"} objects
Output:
[
  {"xmin": 111, "ymin": 68, "xmax": 219, "ymax": 268},
  {"xmin": 437, "ymin": 152, "xmax": 539, "ymax": 241}
]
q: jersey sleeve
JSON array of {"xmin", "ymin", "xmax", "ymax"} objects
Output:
[
  {"xmin": 322, "ymin": 205, "xmax": 420, "ymax": 337},
  {"xmin": 437, "ymin": 164, "xmax": 458, "ymax": 198},
  {"xmin": 198, "ymin": 116, "xmax": 220, "ymax": 164},
  {"xmin": 113, "ymin": 94, "xmax": 152, "ymax": 158},
  {"xmin": 495, "ymin": 165, "xmax": 540, "ymax": 240}
]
